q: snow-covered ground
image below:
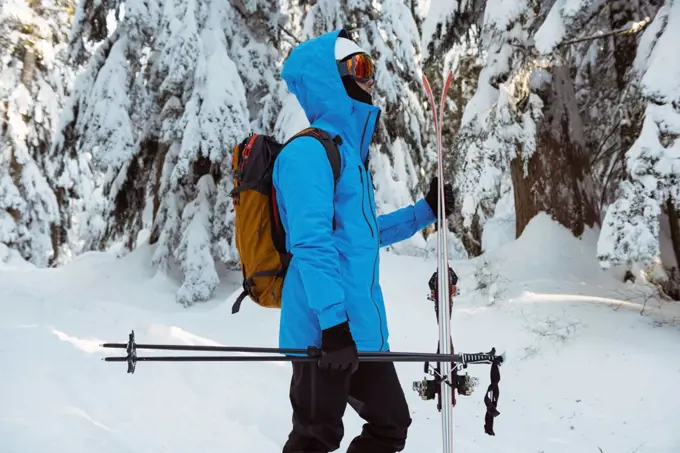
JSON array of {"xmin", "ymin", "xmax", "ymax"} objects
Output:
[{"xmin": 1, "ymin": 214, "xmax": 679, "ymax": 453}]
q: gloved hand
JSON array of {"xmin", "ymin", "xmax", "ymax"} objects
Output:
[
  {"xmin": 318, "ymin": 321, "xmax": 359, "ymax": 373},
  {"xmin": 425, "ymin": 177, "xmax": 455, "ymax": 218}
]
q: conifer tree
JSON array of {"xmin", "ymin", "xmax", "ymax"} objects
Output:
[
  {"xmin": 1, "ymin": 0, "xmax": 75, "ymax": 266},
  {"xmin": 598, "ymin": 0, "xmax": 680, "ymax": 270},
  {"xmin": 454, "ymin": 0, "xmax": 600, "ymax": 256},
  {"xmin": 53, "ymin": 0, "xmax": 284, "ymax": 305}
]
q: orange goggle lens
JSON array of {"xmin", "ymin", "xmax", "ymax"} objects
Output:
[{"xmin": 338, "ymin": 53, "xmax": 375, "ymax": 83}]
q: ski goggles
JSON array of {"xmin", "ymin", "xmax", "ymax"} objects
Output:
[{"xmin": 337, "ymin": 53, "xmax": 375, "ymax": 83}]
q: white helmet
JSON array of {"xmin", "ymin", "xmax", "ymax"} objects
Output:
[{"xmin": 335, "ymin": 37, "xmax": 367, "ymax": 61}]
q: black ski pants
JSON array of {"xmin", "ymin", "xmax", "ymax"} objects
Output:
[{"xmin": 281, "ymin": 361, "xmax": 412, "ymax": 453}]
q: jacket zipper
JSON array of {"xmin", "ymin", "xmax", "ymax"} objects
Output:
[
  {"xmin": 359, "ymin": 112, "xmax": 371, "ymax": 165},
  {"xmin": 370, "ymin": 245, "xmax": 384, "ymax": 350},
  {"xmin": 359, "ymin": 110, "xmax": 378, "ymax": 234},
  {"xmin": 365, "ymin": 169, "xmax": 384, "ymax": 350},
  {"xmin": 358, "ymin": 166, "xmax": 374, "ymax": 237},
  {"xmin": 358, "ymin": 165, "xmax": 385, "ymax": 351},
  {"xmin": 366, "ymin": 171, "xmax": 379, "ymax": 240},
  {"xmin": 358, "ymin": 110, "xmax": 384, "ymax": 350}
]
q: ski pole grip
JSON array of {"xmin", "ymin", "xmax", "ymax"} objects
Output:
[
  {"xmin": 461, "ymin": 353, "xmax": 492, "ymax": 364},
  {"xmin": 461, "ymin": 348, "xmax": 501, "ymax": 365}
]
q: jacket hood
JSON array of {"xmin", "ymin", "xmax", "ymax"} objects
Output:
[{"xmin": 281, "ymin": 28, "xmax": 380, "ymax": 162}]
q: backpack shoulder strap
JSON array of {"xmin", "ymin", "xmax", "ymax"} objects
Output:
[{"xmin": 284, "ymin": 128, "xmax": 343, "ymax": 183}]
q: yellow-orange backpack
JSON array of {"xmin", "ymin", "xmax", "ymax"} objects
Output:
[{"xmin": 229, "ymin": 128, "xmax": 342, "ymax": 314}]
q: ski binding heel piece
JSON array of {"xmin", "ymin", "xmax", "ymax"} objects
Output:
[{"xmin": 413, "ymin": 377, "xmax": 438, "ymax": 401}]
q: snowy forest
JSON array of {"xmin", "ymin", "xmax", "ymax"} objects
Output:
[{"xmin": 1, "ymin": 0, "xmax": 679, "ymax": 305}]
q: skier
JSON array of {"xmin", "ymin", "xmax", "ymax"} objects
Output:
[{"xmin": 273, "ymin": 29, "xmax": 455, "ymax": 453}]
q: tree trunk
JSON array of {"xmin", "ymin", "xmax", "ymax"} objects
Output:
[
  {"xmin": 454, "ymin": 214, "xmax": 483, "ymax": 257},
  {"xmin": 511, "ymin": 65, "xmax": 599, "ymax": 238},
  {"xmin": 667, "ymin": 197, "xmax": 680, "ymax": 269},
  {"xmin": 609, "ymin": 0, "xmax": 642, "ymax": 197},
  {"xmin": 610, "ymin": 0, "xmax": 637, "ymax": 91},
  {"xmin": 19, "ymin": 45, "xmax": 36, "ymax": 88}
]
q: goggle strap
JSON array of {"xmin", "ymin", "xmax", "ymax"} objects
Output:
[{"xmin": 337, "ymin": 62, "xmax": 351, "ymax": 78}]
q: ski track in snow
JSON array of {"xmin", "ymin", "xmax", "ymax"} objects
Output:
[{"xmin": 1, "ymin": 214, "xmax": 679, "ymax": 453}]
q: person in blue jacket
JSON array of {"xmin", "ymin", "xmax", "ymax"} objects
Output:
[{"xmin": 272, "ymin": 28, "xmax": 455, "ymax": 453}]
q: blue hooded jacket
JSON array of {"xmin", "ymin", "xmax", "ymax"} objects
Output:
[{"xmin": 273, "ymin": 29, "xmax": 436, "ymax": 352}]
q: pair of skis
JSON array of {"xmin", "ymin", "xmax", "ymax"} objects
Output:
[
  {"xmin": 418, "ymin": 71, "xmax": 503, "ymax": 452},
  {"xmin": 422, "ymin": 70, "xmax": 458, "ymax": 453}
]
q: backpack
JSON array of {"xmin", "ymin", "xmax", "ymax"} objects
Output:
[{"xmin": 229, "ymin": 128, "xmax": 343, "ymax": 314}]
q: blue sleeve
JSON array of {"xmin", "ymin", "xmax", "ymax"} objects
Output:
[
  {"xmin": 378, "ymin": 198, "xmax": 437, "ymax": 248},
  {"xmin": 272, "ymin": 136, "xmax": 347, "ymax": 329}
]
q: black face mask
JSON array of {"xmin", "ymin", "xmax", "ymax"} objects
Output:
[{"xmin": 341, "ymin": 75, "xmax": 373, "ymax": 105}]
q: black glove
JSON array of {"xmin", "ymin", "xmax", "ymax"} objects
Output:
[
  {"xmin": 425, "ymin": 177, "xmax": 455, "ymax": 217},
  {"xmin": 318, "ymin": 321, "xmax": 359, "ymax": 373}
]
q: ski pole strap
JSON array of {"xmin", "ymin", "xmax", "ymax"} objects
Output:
[{"xmin": 483, "ymin": 356, "xmax": 502, "ymax": 435}]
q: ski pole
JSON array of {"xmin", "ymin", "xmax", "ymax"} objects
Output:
[
  {"xmin": 102, "ymin": 352, "xmax": 502, "ymax": 363},
  {"xmin": 102, "ymin": 354, "xmax": 468, "ymax": 364},
  {"xmin": 103, "ymin": 353, "xmax": 502, "ymax": 365},
  {"xmin": 100, "ymin": 331, "xmax": 503, "ymax": 374},
  {"xmin": 101, "ymin": 351, "xmax": 485, "ymax": 375},
  {"xmin": 101, "ymin": 341, "xmax": 314, "ymax": 355},
  {"xmin": 102, "ymin": 350, "xmax": 502, "ymax": 375},
  {"xmin": 100, "ymin": 330, "xmax": 502, "ymax": 363},
  {"xmin": 101, "ymin": 343, "xmax": 500, "ymax": 364}
]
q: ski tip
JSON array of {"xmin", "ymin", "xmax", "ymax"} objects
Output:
[
  {"xmin": 422, "ymin": 73, "xmax": 431, "ymax": 90},
  {"xmin": 442, "ymin": 70, "xmax": 454, "ymax": 97}
]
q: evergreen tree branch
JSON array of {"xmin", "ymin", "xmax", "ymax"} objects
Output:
[
  {"xmin": 597, "ymin": 144, "xmax": 628, "ymax": 213},
  {"xmin": 229, "ymin": 0, "xmax": 300, "ymax": 44},
  {"xmin": 590, "ymin": 122, "xmax": 621, "ymax": 167},
  {"xmin": 557, "ymin": 17, "xmax": 652, "ymax": 48},
  {"xmin": 278, "ymin": 23, "xmax": 301, "ymax": 44},
  {"xmin": 346, "ymin": 6, "xmax": 382, "ymax": 33}
]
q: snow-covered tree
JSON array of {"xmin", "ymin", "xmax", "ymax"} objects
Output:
[
  {"xmin": 451, "ymin": 0, "xmax": 532, "ymax": 255},
  {"xmin": 53, "ymin": 0, "xmax": 284, "ymax": 305},
  {"xmin": 420, "ymin": 0, "xmax": 484, "ymax": 65},
  {"xmin": 598, "ymin": 0, "xmax": 680, "ymax": 270},
  {"xmin": 534, "ymin": 0, "xmax": 659, "ymax": 216},
  {"xmin": 452, "ymin": 0, "xmax": 601, "ymax": 256},
  {"xmin": 417, "ymin": 1, "xmax": 485, "ymax": 256},
  {"xmin": 49, "ymin": 0, "xmax": 153, "ymax": 263},
  {"xmin": 0, "ymin": 0, "xmax": 75, "ymax": 266}
]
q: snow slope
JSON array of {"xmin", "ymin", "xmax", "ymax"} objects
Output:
[{"xmin": 1, "ymin": 214, "xmax": 679, "ymax": 453}]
